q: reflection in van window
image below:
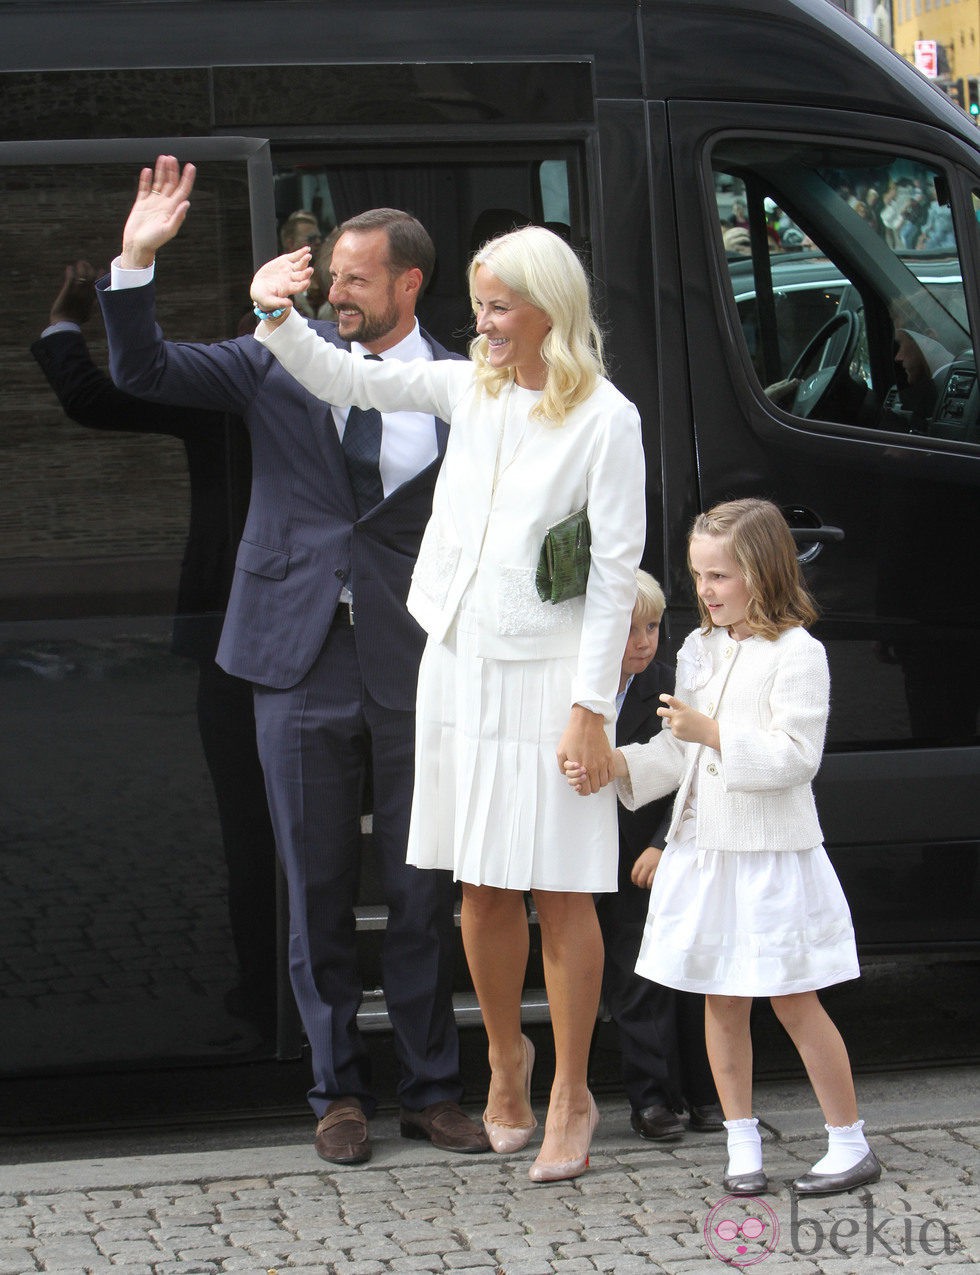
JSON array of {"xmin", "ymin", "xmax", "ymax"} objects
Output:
[
  {"xmin": 713, "ymin": 144, "xmax": 978, "ymax": 447},
  {"xmin": 272, "ymin": 152, "xmax": 580, "ymax": 354}
]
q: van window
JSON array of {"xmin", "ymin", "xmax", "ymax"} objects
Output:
[
  {"xmin": 272, "ymin": 149, "xmax": 582, "ymax": 354},
  {"xmin": 2, "ymin": 157, "xmax": 272, "ymax": 1076},
  {"xmin": 713, "ymin": 143, "xmax": 977, "ymax": 446}
]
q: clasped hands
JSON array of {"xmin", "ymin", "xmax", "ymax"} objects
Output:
[
  {"xmin": 555, "ymin": 704, "xmax": 615, "ymax": 797},
  {"xmin": 563, "ymin": 693, "xmax": 716, "ymax": 795}
]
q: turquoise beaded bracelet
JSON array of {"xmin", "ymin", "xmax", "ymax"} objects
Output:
[{"xmin": 252, "ymin": 303, "xmax": 287, "ymax": 321}]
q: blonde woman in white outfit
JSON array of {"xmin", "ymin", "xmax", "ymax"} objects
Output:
[{"xmin": 250, "ymin": 225, "xmax": 646, "ymax": 1182}]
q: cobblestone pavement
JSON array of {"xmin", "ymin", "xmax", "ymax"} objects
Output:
[{"xmin": 1, "ymin": 1067, "xmax": 978, "ymax": 1274}]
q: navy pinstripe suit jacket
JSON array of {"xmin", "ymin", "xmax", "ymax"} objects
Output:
[{"xmin": 98, "ymin": 279, "xmax": 455, "ymax": 707}]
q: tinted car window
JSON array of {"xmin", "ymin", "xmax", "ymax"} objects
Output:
[{"xmin": 713, "ymin": 145, "xmax": 976, "ymax": 445}]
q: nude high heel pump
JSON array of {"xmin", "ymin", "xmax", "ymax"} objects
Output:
[
  {"xmin": 528, "ymin": 1093, "xmax": 599, "ymax": 1183},
  {"xmin": 482, "ymin": 1034, "xmax": 537, "ymax": 1154}
]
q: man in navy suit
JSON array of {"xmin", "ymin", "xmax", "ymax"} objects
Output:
[{"xmin": 97, "ymin": 155, "xmax": 487, "ymax": 1163}]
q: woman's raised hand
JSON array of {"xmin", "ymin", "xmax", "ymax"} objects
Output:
[{"xmin": 250, "ymin": 248, "xmax": 314, "ymax": 316}]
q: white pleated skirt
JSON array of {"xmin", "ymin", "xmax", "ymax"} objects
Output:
[
  {"xmin": 635, "ymin": 816, "xmax": 860, "ymax": 997},
  {"xmin": 406, "ymin": 599, "xmax": 618, "ymax": 892}
]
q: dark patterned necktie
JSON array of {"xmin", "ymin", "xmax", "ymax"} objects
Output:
[{"xmin": 341, "ymin": 354, "xmax": 384, "ymax": 515}]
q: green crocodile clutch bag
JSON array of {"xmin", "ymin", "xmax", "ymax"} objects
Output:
[{"xmin": 535, "ymin": 507, "xmax": 591, "ymax": 604}]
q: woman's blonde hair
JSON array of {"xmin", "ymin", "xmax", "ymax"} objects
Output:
[
  {"xmin": 468, "ymin": 225, "xmax": 605, "ymax": 425},
  {"xmin": 633, "ymin": 569, "xmax": 666, "ymax": 624},
  {"xmin": 690, "ymin": 498, "xmax": 818, "ymax": 639}
]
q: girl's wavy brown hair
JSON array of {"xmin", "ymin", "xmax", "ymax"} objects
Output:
[{"xmin": 690, "ymin": 498, "xmax": 818, "ymax": 639}]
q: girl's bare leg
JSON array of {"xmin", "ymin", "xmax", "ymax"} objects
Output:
[
  {"xmin": 773, "ymin": 992, "xmax": 876, "ymax": 1182},
  {"xmin": 705, "ymin": 994, "xmax": 764, "ymax": 1180},
  {"xmin": 770, "ymin": 991, "xmax": 858, "ymax": 1126},
  {"xmin": 704, "ymin": 994, "xmax": 754, "ymax": 1118}
]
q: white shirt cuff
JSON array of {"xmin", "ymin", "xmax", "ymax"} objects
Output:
[
  {"xmin": 40, "ymin": 321, "xmax": 82, "ymax": 338},
  {"xmin": 110, "ymin": 256, "xmax": 155, "ymax": 290}
]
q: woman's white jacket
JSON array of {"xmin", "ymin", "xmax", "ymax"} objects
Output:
[
  {"xmin": 618, "ymin": 625, "xmax": 830, "ymax": 851},
  {"xmin": 257, "ymin": 309, "xmax": 646, "ymax": 721}
]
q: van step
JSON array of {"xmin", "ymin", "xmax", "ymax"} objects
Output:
[
  {"xmin": 354, "ymin": 902, "xmax": 541, "ymax": 930},
  {"xmin": 356, "ymin": 988, "xmax": 551, "ymax": 1032},
  {"xmin": 351, "ymin": 872, "xmax": 546, "ymax": 1034}
]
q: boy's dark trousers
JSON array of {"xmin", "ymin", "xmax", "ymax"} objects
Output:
[{"xmin": 596, "ymin": 658, "xmax": 717, "ymax": 1115}]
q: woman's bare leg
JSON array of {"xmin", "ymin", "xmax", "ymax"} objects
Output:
[
  {"xmin": 533, "ymin": 889, "xmax": 603, "ymax": 1164},
  {"xmin": 460, "ymin": 882, "xmax": 534, "ymax": 1128}
]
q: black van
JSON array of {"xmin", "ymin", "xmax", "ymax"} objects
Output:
[{"xmin": 1, "ymin": 0, "xmax": 977, "ymax": 1125}]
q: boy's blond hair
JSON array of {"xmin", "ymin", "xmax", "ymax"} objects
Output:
[{"xmin": 633, "ymin": 569, "xmax": 665, "ymax": 623}]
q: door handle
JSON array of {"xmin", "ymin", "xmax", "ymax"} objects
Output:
[
  {"xmin": 782, "ymin": 506, "xmax": 844, "ymax": 563},
  {"xmin": 788, "ymin": 525, "xmax": 844, "ymax": 543}
]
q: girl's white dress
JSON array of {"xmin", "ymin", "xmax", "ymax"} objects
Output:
[
  {"xmin": 619, "ymin": 625, "xmax": 860, "ymax": 997},
  {"xmin": 635, "ymin": 783, "xmax": 859, "ymax": 995}
]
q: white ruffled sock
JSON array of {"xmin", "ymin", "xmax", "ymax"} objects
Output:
[
  {"xmin": 724, "ymin": 1116, "xmax": 763, "ymax": 1176},
  {"xmin": 808, "ymin": 1119, "xmax": 870, "ymax": 1174}
]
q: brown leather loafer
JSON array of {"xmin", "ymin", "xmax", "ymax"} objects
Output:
[
  {"xmin": 314, "ymin": 1096, "xmax": 371, "ymax": 1165},
  {"xmin": 399, "ymin": 1100, "xmax": 491, "ymax": 1153},
  {"xmin": 631, "ymin": 1104, "xmax": 685, "ymax": 1141}
]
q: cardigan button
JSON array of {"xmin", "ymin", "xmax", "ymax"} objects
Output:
[
  {"xmin": 724, "ymin": 645, "xmax": 734, "ymax": 658},
  {"xmin": 706, "ymin": 762, "xmax": 718, "ymax": 776},
  {"xmin": 707, "ymin": 701, "xmax": 715, "ymax": 714}
]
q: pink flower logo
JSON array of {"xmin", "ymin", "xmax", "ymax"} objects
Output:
[{"xmin": 704, "ymin": 1195, "xmax": 780, "ymax": 1266}]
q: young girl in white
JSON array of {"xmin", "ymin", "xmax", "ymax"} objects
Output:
[{"xmin": 567, "ymin": 498, "xmax": 880, "ymax": 1197}]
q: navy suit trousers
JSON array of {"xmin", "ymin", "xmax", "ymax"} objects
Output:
[{"xmin": 252, "ymin": 620, "xmax": 460, "ymax": 1117}]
